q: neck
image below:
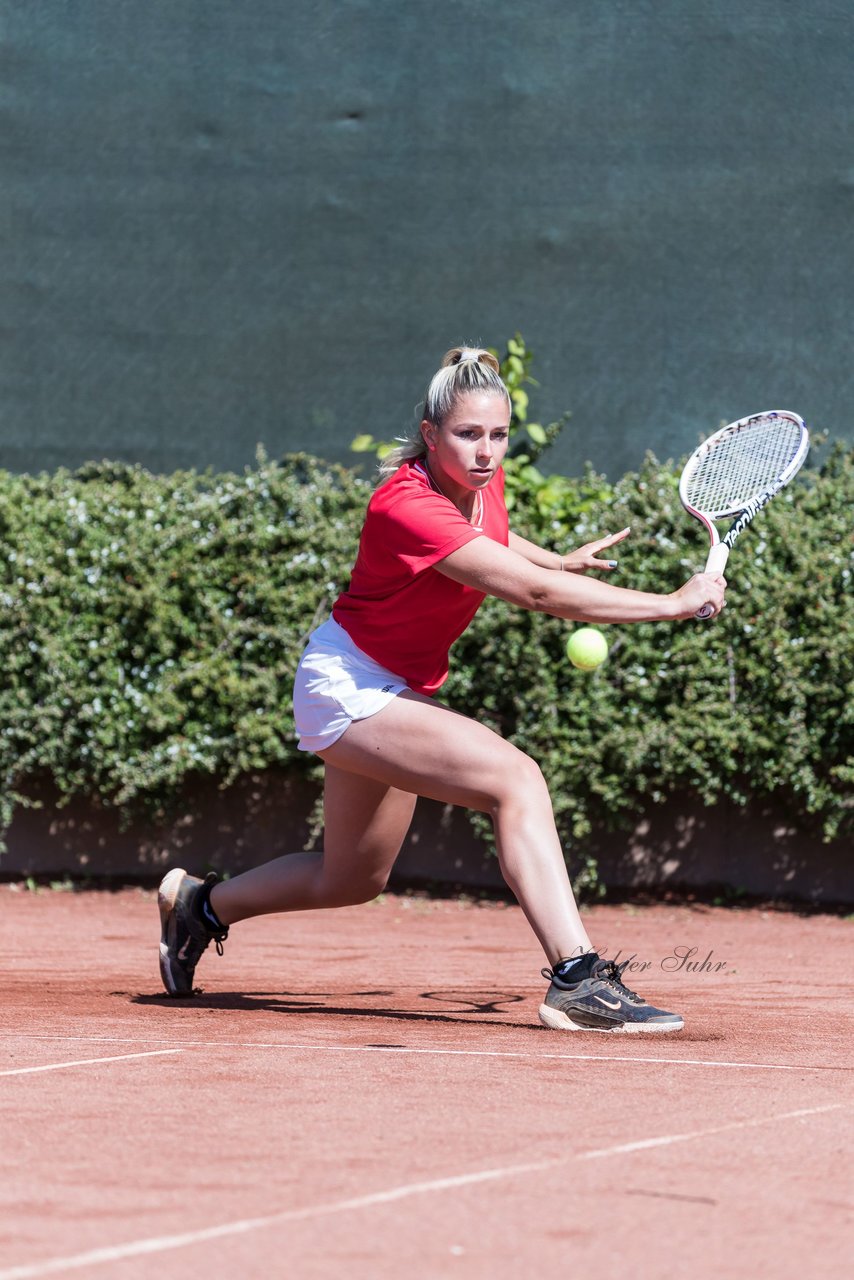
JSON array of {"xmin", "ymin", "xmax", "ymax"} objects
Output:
[{"xmin": 424, "ymin": 457, "xmax": 476, "ymax": 519}]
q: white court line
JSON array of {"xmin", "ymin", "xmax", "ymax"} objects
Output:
[
  {"xmin": 0, "ymin": 1103, "xmax": 844, "ymax": 1280},
  {"xmin": 0, "ymin": 1050, "xmax": 182, "ymax": 1077},
  {"xmin": 0, "ymin": 1031, "xmax": 842, "ymax": 1072},
  {"xmin": 577, "ymin": 1105, "xmax": 846, "ymax": 1158}
]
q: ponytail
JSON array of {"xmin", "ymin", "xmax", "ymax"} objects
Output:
[{"xmin": 377, "ymin": 346, "xmax": 509, "ymax": 482}]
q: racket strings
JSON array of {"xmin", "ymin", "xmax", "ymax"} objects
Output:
[{"xmin": 684, "ymin": 416, "xmax": 804, "ymax": 516}]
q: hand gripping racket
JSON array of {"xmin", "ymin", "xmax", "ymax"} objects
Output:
[{"xmin": 679, "ymin": 410, "xmax": 810, "ymax": 619}]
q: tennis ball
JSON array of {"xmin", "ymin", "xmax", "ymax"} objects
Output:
[{"xmin": 566, "ymin": 627, "xmax": 608, "ymax": 670}]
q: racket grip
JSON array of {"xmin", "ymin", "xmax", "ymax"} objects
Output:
[
  {"xmin": 704, "ymin": 543, "xmax": 730, "ymax": 575},
  {"xmin": 695, "ymin": 542, "xmax": 730, "ymax": 619}
]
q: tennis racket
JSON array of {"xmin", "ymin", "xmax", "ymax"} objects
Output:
[{"xmin": 679, "ymin": 410, "xmax": 810, "ymax": 619}]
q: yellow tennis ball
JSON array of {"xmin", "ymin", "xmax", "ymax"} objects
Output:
[{"xmin": 565, "ymin": 627, "xmax": 608, "ymax": 670}]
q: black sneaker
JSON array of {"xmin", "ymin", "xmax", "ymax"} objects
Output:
[
  {"xmin": 539, "ymin": 953, "xmax": 683, "ymax": 1034},
  {"xmin": 158, "ymin": 869, "xmax": 228, "ymax": 997}
]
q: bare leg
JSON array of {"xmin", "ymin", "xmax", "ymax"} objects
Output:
[
  {"xmin": 318, "ymin": 693, "xmax": 591, "ymax": 966},
  {"xmin": 210, "ymin": 766, "xmax": 417, "ymax": 926}
]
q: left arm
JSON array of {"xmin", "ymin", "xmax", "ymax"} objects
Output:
[{"xmin": 508, "ymin": 527, "xmax": 630, "ymax": 575}]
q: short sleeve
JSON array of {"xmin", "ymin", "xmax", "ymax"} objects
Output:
[{"xmin": 373, "ymin": 489, "xmax": 483, "ymax": 574}]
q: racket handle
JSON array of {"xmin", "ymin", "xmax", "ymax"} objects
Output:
[
  {"xmin": 695, "ymin": 542, "xmax": 730, "ymax": 619},
  {"xmin": 703, "ymin": 543, "xmax": 730, "ymax": 575}
]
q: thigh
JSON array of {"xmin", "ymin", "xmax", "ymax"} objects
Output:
[
  {"xmin": 319, "ymin": 690, "xmax": 540, "ymax": 814},
  {"xmin": 321, "ymin": 762, "xmax": 418, "ymax": 882}
]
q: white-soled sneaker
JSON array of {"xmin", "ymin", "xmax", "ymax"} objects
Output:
[
  {"xmin": 158, "ymin": 869, "xmax": 227, "ymax": 997},
  {"xmin": 539, "ymin": 953, "xmax": 683, "ymax": 1034}
]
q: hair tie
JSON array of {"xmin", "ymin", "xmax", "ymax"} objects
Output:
[{"xmin": 457, "ymin": 348, "xmax": 481, "ymax": 364}]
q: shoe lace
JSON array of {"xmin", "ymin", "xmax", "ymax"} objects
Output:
[
  {"xmin": 596, "ymin": 958, "xmax": 643, "ymax": 1004},
  {"xmin": 182, "ymin": 925, "xmax": 227, "ymax": 967},
  {"xmin": 198, "ymin": 872, "xmax": 227, "ymax": 957},
  {"xmin": 206, "ymin": 921, "xmax": 228, "ymax": 958}
]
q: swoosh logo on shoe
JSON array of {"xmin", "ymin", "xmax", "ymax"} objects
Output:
[{"xmin": 593, "ymin": 995, "xmax": 622, "ymax": 1010}]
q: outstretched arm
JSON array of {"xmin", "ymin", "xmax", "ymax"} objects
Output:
[
  {"xmin": 509, "ymin": 527, "xmax": 631, "ymax": 574},
  {"xmin": 438, "ymin": 535, "xmax": 725, "ymax": 622}
]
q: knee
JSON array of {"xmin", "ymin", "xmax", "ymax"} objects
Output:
[
  {"xmin": 342, "ymin": 874, "xmax": 389, "ymax": 907},
  {"xmin": 492, "ymin": 752, "xmax": 550, "ymax": 813},
  {"xmin": 321, "ymin": 865, "xmax": 389, "ymax": 909}
]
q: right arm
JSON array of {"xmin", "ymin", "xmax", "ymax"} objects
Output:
[{"xmin": 436, "ymin": 536, "xmax": 726, "ymax": 623}]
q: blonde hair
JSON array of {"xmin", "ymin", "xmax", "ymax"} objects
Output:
[{"xmin": 377, "ymin": 346, "xmax": 510, "ymax": 481}]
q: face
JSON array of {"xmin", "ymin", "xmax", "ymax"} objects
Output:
[{"xmin": 422, "ymin": 391, "xmax": 511, "ymax": 493}]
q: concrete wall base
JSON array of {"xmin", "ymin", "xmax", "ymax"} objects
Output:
[{"xmin": 2, "ymin": 771, "xmax": 850, "ymax": 906}]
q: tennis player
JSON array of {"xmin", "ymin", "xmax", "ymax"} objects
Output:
[{"xmin": 158, "ymin": 347, "xmax": 726, "ymax": 1033}]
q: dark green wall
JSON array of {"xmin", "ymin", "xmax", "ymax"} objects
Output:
[{"xmin": 3, "ymin": 1, "xmax": 852, "ymax": 478}]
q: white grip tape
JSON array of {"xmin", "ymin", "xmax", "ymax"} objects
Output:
[
  {"xmin": 704, "ymin": 542, "xmax": 730, "ymax": 575},
  {"xmin": 696, "ymin": 542, "xmax": 729, "ymax": 619}
]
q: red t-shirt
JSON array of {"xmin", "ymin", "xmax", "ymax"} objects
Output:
[{"xmin": 332, "ymin": 460, "xmax": 509, "ymax": 695}]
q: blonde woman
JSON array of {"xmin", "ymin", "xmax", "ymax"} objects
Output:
[{"xmin": 158, "ymin": 347, "xmax": 726, "ymax": 1032}]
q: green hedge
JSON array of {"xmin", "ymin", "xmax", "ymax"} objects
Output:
[
  {"xmin": 446, "ymin": 442, "xmax": 852, "ymax": 889},
  {"xmin": 0, "ymin": 452, "xmax": 366, "ymax": 836},
  {"xmin": 1, "ymin": 378, "xmax": 851, "ymax": 895}
]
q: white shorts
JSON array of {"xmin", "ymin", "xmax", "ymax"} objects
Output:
[{"xmin": 292, "ymin": 617, "xmax": 410, "ymax": 754}]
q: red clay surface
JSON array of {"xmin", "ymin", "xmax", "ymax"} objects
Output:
[{"xmin": 1, "ymin": 886, "xmax": 852, "ymax": 1279}]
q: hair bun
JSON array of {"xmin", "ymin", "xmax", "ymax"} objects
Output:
[{"xmin": 442, "ymin": 346, "xmax": 501, "ymax": 373}]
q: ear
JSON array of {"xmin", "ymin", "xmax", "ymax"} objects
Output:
[{"xmin": 420, "ymin": 419, "xmax": 438, "ymax": 451}]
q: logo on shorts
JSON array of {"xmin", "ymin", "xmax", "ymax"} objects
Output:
[{"xmin": 381, "ymin": 684, "xmax": 395, "ymax": 693}]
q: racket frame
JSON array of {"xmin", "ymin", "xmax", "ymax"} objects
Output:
[{"xmin": 679, "ymin": 410, "xmax": 810, "ymax": 616}]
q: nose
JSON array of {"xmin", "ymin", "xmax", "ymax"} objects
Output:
[{"xmin": 476, "ymin": 438, "xmax": 493, "ymax": 460}]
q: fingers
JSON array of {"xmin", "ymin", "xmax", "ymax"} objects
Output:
[
  {"xmin": 595, "ymin": 527, "xmax": 631, "ymax": 550},
  {"xmin": 681, "ymin": 571, "xmax": 727, "ymax": 620},
  {"xmin": 594, "ymin": 529, "xmax": 635, "ymax": 570},
  {"xmin": 569, "ymin": 528, "xmax": 631, "ymax": 573},
  {"xmin": 698, "ymin": 572, "xmax": 727, "ymax": 617},
  {"xmin": 576, "ymin": 552, "xmax": 619, "ymax": 573}
]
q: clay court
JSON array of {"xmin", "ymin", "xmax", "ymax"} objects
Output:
[{"xmin": 1, "ymin": 885, "xmax": 851, "ymax": 1278}]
